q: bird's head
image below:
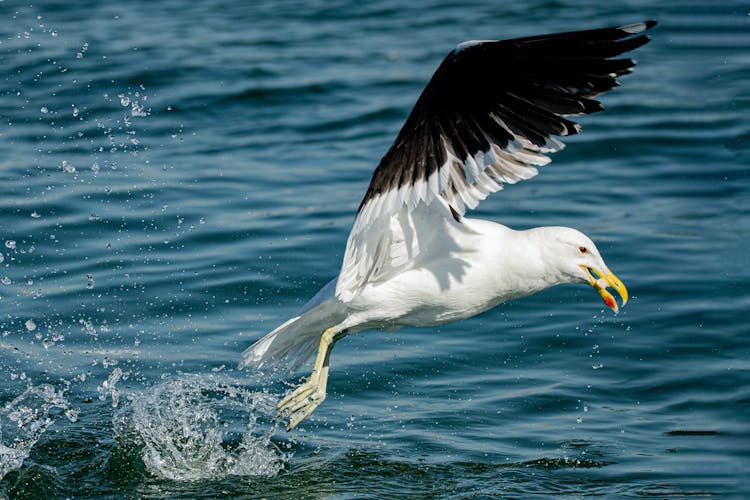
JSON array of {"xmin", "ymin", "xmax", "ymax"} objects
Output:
[{"xmin": 544, "ymin": 227, "xmax": 628, "ymax": 313}]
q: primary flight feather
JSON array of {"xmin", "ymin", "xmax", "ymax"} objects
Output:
[{"xmin": 239, "ymin": 21, "xmax": 655, "ymax": 431}]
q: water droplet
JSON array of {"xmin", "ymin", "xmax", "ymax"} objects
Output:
[
  {"xmin": 130, "ymin": 100, "xmax": 148, "ymax": 117},
  {"xmin": 98, "ymin": 367, "xmax": 125, "ymax": 408},
  {"xmin": 1, "ymin": 277, "xmax": 11, "ymax": 285},
  {"xmin": 62, "ymin": 160, "xmax": 76, "ymax": 173},
  {"xmin": 65, "ymin": 408, "xmax": 80, "ymax": 423},
  {"xmin": 118, "ymin": 94, "xmax": 130, "ymax": 107},
  {"xmin": 79, "ymin": 319, "xmax": 97, "ymax": 336},
  {"xmin": 0, "ymin": 254, "xmax": 4, "ymax": 263},
  {"xmin": 25, "ymin": 319, "xmax": 36, "ymax": 331},
  {"xmin": 91, "ymin": 162, "xmax": 100, "ymax": 173},
  {"xmin": 72, "ymin": 107, "xmax": 79, "ymax": 117},
  {"xmin": 40, "ymin": 106, "xmax": 49, "ymax": 113},
  {"xmin": 5, "ymin": 240, "xmax": 16, "ymax": 249},
  {"xmin": 31, "ymin": 211, "xmax": 41, "ymax": 219}
]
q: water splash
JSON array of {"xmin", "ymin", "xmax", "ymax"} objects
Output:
[
  {"xmin": 113, "ymin": 374, "xmax": 290, "ymax": 481},
  {"xmin": 97, "ymin": 368, "xmax": 127, "ymax": 408},
  {"xmin": 0, "ymin": 384, "xmax": 78, "ymax": 480}
]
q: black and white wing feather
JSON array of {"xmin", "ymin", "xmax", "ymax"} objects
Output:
[{"xmin": 336, "ymin": 21, "xmax": 655, "ymax": 301}]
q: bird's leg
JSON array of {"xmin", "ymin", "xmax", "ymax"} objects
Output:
[{"xmin": 277, "ymin": 326, "xmax": 345, "ymax": 431}]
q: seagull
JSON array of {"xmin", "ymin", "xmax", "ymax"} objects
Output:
[{"xmin": 239, "ymin": 21, "xmax": 655, "ymax": 431}]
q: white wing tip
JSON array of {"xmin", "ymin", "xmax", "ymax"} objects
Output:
[
  {"xmin": 454, "ymin": 39, "xmax": 494, "ymax": 53},
  {"xmin": 619, "ymin": 22, "xmax": 649, "ymax": 34}
]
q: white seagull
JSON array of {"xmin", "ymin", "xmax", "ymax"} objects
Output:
[{"xmin": 239, "ymin": 21, "xmax": 655, "ymax": 430}]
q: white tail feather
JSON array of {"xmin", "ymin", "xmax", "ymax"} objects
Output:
[{"xmin": 238, "ymin": 278, "xmax": 345, "ymax": 374}]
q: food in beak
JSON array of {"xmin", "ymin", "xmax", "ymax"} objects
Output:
[{"xmin": 581, "ymin": 265, "xmax": 628, "ymax": 313}]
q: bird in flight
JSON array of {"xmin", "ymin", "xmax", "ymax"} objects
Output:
[{"xmin": 239, "ymin": 21, "xmax": 655, "ymax": 431}]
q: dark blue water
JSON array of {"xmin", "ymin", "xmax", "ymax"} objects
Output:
[{"xmin": 1, "ymin": 0, "xmax": 748, "ymax": 497}]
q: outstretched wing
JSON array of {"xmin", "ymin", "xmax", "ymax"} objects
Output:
[{"xmin": 336, "ymin": 21, "xmax": 656, "ymax": 301}]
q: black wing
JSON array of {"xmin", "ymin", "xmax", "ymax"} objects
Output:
[
  {"xmin": 336, "ymin": 21, "xmax": 655, "ymax": 299},
  {"xmin": 359, "ymin": 21, "xmax": 655, "ymax": 218}
]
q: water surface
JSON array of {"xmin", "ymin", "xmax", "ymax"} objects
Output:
[{"xmin": 1, "ymin": 0, "xmax": 749, "ymax": 497}]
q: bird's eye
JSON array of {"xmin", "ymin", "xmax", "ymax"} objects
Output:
[{"xmin": 578, "ymin": 246, "xmax": 588, "ymax": 254}]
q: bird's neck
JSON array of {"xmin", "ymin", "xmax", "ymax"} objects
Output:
[{"xmin": 497, "ymin": 226, "xmax": 569, "ymax": 296}]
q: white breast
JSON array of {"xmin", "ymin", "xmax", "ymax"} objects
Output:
[{"xmin": 345, "ymin": 218, "xmax": 541, "ymax": 328}]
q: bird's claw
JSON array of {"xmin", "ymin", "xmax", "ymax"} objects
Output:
[{"xmin": 277, "ymin": 378, "xmax": 326, "ymax": 431}]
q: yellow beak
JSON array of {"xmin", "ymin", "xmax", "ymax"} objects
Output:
[{"xmin": 580, "ymin": 265, "xmax": 628, "ymax": 314}]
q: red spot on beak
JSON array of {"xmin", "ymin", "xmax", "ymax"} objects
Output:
[{"xmin": 603, "ymin": 294, "xmax": 616, "ymax": 310}]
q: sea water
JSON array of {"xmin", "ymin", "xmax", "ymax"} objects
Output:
[{"xmin": 1, "ymin": 0, "xmax": 748, "ymax": 496}]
